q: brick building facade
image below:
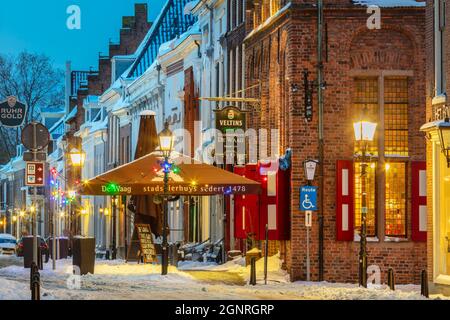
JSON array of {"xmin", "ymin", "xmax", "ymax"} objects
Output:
[
  {"xmin": 244, "ymin": 0, "xmax": 427, "ymax": 284},
  {"xmin": 422, "ymin": 0, "xmax": 450, "ymax": 295}
]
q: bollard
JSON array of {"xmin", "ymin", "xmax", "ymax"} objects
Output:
[
  {"xmin": 249, "ymin": 257, "xmax": 257, "ymax": 286},
  {"xmin": 387, "ymin": 268, "xmax": 395, "ymax": 291},
  {"xmin": 421, "ymin": 270, "xmax": 429, "ymax": 298},
  {"xmin": 30, "ymin": 262, "xmax": 40, "ymax": 301}
]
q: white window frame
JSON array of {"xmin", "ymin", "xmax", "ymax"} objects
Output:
[{"xmin": 435, "ymin": 0, "xmax": 446, "ymax": 97}]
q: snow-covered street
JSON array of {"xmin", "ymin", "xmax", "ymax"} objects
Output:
[{"xmin": 0, "ymin": 254, "xmax": 446, "ymax": 300}]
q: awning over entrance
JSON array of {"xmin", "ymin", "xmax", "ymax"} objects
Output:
[{"xmin": 79, "ymin": 152, "xmax": 261, "ymax": 196}]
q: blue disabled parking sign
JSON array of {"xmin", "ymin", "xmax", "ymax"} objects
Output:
[{"xmin": 300, "ymin": 186, "xmax": 318, "ymax": 211}]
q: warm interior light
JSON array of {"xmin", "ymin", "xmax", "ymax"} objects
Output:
[
  {"xmin": 29, "ymin": 205, "xmax": 36, "ymax": 213},
  {"xmin": 12, "ymin": 216, "xmax": 17, "ymax": 222},
  {"xmin": 385, "ymin": 163, "xmax": 391, "ymax": 171},
  {"xmin": 353, "ymin": 121, "xmax": 377, "ymax": 142},
  {"xmin": 104, "ymin": 208, "xmax": 110, "ymax": 216}
]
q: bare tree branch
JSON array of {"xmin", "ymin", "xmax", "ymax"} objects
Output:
[{"xmin": 0, "ymin": 51, "xmax": 64, "ymax": 163}]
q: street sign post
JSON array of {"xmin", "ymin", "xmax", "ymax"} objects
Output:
[
  {"xmin": 300, "ymin": 185, "xmax": 317, "ymax": 282},
  {"xmin": 305, "ymin": 210, "xmax": 312, "ymax": 281},
  {"xmin": 21, "ymin": 121, "xmax": 49, "ymax": 301},
  {"xmin": 25, "ymin": 162, "xmax": 45, "ymax": 186},
  {"xmin": 305, "ymin": 211, "xmax": 312, "ymax": 227},
  {"xmin": 300, "ymin": 186, "xmax": 318, "ymax": 211}
]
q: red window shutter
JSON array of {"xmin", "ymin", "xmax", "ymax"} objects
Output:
[
  {"xmin": 411, "ymin": 161, "xmax": 427, "ymax": 242},
  {"xmin": 336, "ymin": 160, "xmax": 354, "ymax": 241}
]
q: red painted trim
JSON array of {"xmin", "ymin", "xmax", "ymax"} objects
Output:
[
  {"xmin": 336, "ymin": 160, "xmax": 354, "ymax": 241},
  {"xmin": 411, "ymin": 161, "xmax": 427, "ymax": 242}
]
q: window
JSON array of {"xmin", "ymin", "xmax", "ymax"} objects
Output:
[
  {"xmin": 352, "ymin": 77, "xmax": 410, "ymax": 238},
  {"xmin": 353, "ymin": 78, "xmax": 379, "ymax": 156},
  {"xmin": 354, "ymin": 162, "xmax": 377, "ymax": 237},
  {"xmin": 385, "ymin": 162, "xmax": 407, "ymax": 237},
  {"xmin": 262, "ymin": 0, "xmax": 270, "ymax": 21},
  {"xmin": 384, "ymin": 78, "xmax": 409, "ymax": 157},
  {"xmin": 270, "ymin": 0, "xmax": 281, "ymax": 16},
  {"xmin": 435, "ymin": 0, "xmax": 446, "ymax": 95}
]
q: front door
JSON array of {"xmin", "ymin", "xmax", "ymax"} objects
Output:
[{"xmin": 439, "ymin": 150, "xmax": 450, "ymax": 277}]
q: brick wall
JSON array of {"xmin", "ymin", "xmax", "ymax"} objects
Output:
[{"xmin": 244, "ymin": 3, "xmax": 427, "ymax": 284}]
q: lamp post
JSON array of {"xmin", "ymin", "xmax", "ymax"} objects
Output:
[
  {"xmin": 103, "ymin": 207, "xmax": 111, "ymax": 259},
  {"xmin": 19, "ymin": 210, "xmax": 25, "ymax": 238},
  {"xmin": 353, "ymin": 120, "xmax": 377, "ymax": 288},
  {"xmin": 68, "ymin": 148, "xmax": 85, "ymax": 236},
  {"xmin": 158, "ymin": 121, "xmax": 174, "ymax": 276},
  {"xmin": 437, "ymin": 119, "xmax": 450, "ymax": 168}
]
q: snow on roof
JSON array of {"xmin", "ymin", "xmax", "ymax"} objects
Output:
[
  {"xmin": 90, "ymin": 117, "xmax": 108, "ymax": 134},
  {"xmin": 353, "ymin": 0, "xmax": 425, "ymax": 7},
  {"xmin": 129, "ymin": 0, "xmax": 175, "ymax": 65},
  {"xmin": 158, "ymin": 24, "xmax": 201, "ymax": 57},
  {"xmin": 139, "ymin": 110, "xmax": 156, "ymax": 116},
  {"xmin": 421, "ymin": 119, "xmax": 450, "ymax": 131},
  {"xmin": 245, "ymin": 2, "xmax": 292, "ymax": 41}
]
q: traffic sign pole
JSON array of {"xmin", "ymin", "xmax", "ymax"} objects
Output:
[
  {"xmin": 32, "ymin": 123, "xmax": 38, "ymax": 268},
  {"xmin": 306, "ymin": 210, "xmax": 312, "ymax": 282}
]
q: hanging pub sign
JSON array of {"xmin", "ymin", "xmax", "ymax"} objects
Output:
[
  {"xmin": 214, "ymin": 106, "xmax": 247, "ymax": 163},
  {"xmin": 0, "ymin": 96, "xmax": 27, "ymax": 127},
  {"xmin": 214, "ymin": 106, "xmax": 247, "ymax": 134}
]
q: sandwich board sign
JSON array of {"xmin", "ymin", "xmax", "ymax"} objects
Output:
[
  {"xmin": 126, "ymin": 224, "xmax": 156, "ymax": 263},
  {"xmin": 0, "ymin": 96, "xmax": 27, "ymax": 127}
]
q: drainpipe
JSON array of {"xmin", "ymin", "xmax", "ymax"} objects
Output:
[
  {"xmin": 156, "ymin": 63, "xmax": 164, "ymax": 123},
  {"xmin": 317, "ymin": 0, "xmax": 325, "ymax": 282},
  {"xmin": 194, "ymin": 40, "xmax": 202, "ymax": 58}
]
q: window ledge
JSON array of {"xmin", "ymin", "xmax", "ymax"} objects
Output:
[
  {"xmin": 432, "ymin": 94, "xmax": 447, "ymax": 106},
  {"xmin": 354, "ymin": 234, "xmax": 379, "ymax": 242},
  {"xmin": 384, "ymin": 236, "xmax": 408, "ymax": 242}
]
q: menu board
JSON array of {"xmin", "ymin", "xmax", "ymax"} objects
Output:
[{"xmin": 127, "ymin": 224, "xmax": 156, "ymax": 264}]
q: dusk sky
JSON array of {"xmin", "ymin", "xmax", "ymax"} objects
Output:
[{"xmin": 0, "ymin": 0, "xmax": 166, "ymax": 70}]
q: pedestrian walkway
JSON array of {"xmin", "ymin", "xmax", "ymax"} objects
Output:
[{"xmin": 183, "ymin": 270, "xmax": 246, "ymax": 286}]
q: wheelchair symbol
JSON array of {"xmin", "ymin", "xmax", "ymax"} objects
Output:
[{"xmin": 302, "ymin": 195, "xmax": 315, "ymax": 210}]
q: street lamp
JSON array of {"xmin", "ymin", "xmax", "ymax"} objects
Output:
[
  {"xmin": 437, "ymin": 119, "xmax": 450, "ymax": 168},
  {"xmin": 353, "ymin": 119, "xmax": 377, "ymax": 288},
  {"xmin": 68, "ymin": 148, "xmax": 85, "ymax": 236},
  {"xmin": 158, "ymin": 121, "xmax": 174, "ymax": 276},
  {"xmin": 68, "ymin": 148, "xmax": 86, "ymax": 167},
  {"xmin": 158, "ymin": 122, "xmax": 174, "ymax": 159}
]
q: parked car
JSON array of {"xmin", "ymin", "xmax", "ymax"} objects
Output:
[
  {"xmin": 0, "ymin": 234, "xmax": 17, "ymax": 255},
  {"xmin": 16, "ymin": 236, "xmax": 50, "ymax": 262}
]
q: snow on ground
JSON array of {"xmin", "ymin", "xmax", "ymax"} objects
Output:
[
  {"xmin": 0, "ymin": 254, "xmax": 446, "ymax": 300},
  {"xmin": 178, "ymin": 253, "xmax": 290, "ymax": 283}
]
